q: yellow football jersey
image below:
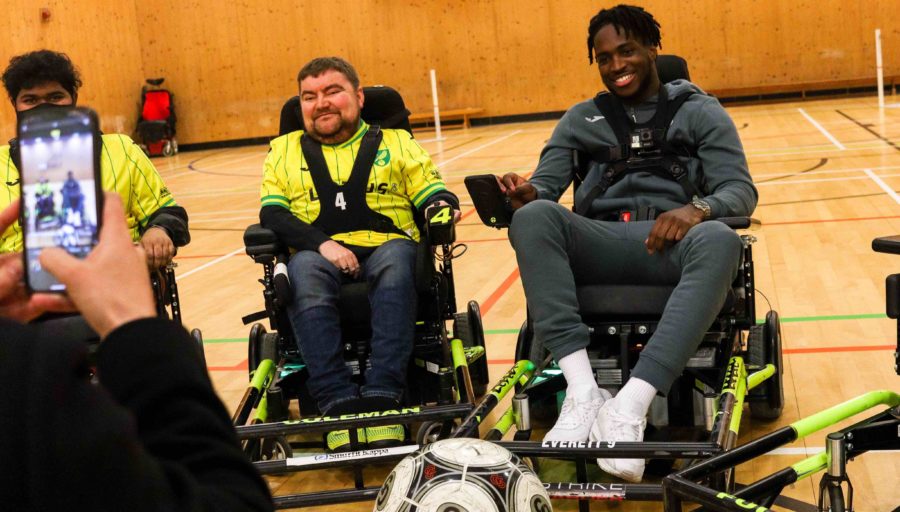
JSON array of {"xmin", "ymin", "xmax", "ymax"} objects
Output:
[
  {"xmin": 260, "ymin": 122, "xmax": 448, "ymax": 247},
  {"xmin": 0, "ymin": 133, "xmax": 178, "ymax": 253}
]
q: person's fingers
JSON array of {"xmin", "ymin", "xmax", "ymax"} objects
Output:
[
  {"xmin": 662, "ymin": 221, "xmax": 680, "ymax": 243},
  {"xmin": 0, "ymin": 254, "xmax": 24, "ymax": 295},
  {"xmin": 39, "ymin": 247, "xmax": 81, "ymax": 287},
  {"xmin": 28, "ymin": 293, "xmax": 76, "ymax": 314},
  {"xmin": 133, "ymin": 244, "xmax": 149, "ymax": 268},
  {"xmin": 0, "ymin": 200, "xmax": 19, "ymax": 233},
  {"xmin": 164, "ymin": 242, "xmax": 175, "ymax": 265},
  {"xmin": 645, "ymin": 221, "xmax": 662, "ymax": 254},
  {"xmin": 144, "ymin": 242, "xmax": 156, "ymax": 268},
  {"xmin": 500, "ymin": 173, "xmax": 520, "ymax": 192},
  {"xmin": 97, "ymin": 193, "xmax": 131, "ymax": 245},
  {"xmin": 495, "ymin": 175, "xmax": 508, "ymax": 193}
]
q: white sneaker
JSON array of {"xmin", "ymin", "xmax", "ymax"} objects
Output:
[
  {"xmin": 543, "ymin": 387, "xmax": 612, "ymax": 443},
  {"xmin": 590, "ymin": 400, "xmax": 647, "ymax": 482}
]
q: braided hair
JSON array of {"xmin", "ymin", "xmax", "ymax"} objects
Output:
[{"xmin": 587, "ymin": 5, "xmax": 661, "ymax": 64}]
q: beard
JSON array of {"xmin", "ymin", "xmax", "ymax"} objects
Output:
[{"xmin": 306, "ymin": 110, "xmax": 359, "ymax": 144}]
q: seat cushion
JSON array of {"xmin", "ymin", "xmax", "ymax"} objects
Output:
[{"xmin": 577, "ymin": 284, "xmax": 736, "ymax": 317}]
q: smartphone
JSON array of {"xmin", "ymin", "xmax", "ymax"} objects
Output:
[
  {"xmin": 463, "ymin": 174, "xmax": 513, "ymax": 228},
  {"xmin": 17, "ymin": 106, "xmax": 103, "ymax": 292}
]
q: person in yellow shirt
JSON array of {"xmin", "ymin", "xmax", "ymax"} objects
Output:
[
  {"xmin": 0, "ymin": 50, "xmax": 189, "ymax": 267},
  {"xmin": 260, "ymin": 57, "xmax": 458, "ymax": 452}
]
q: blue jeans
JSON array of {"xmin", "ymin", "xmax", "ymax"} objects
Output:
[{"xmin": 286, "ymin": 239, "xmax": 418, "ymax": 413}]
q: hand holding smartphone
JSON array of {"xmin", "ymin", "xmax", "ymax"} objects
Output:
[{"xmin": 17, "ymin": 106, "xmax": 103, "ymax": 292}]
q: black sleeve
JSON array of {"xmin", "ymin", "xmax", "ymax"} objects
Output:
[
  {"xmin": 145, "ymin": 205, "xmax": 191, "ymax": 247},
  {"xmin": 0, "ymin": 318, "xmax": 273, "ymax": 512},
  {"xmin": 260, "ymin": 204, "xmax": 330, "ymax": 252}
]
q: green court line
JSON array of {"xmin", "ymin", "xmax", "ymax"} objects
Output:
[
  {"xmin": 777, "ymin": 313, "xmax": 886, "ymax": 323},
  {"xmin": 203, "ymin": 337, "xmax": 245, "ymax": 344},
  {"xmin": 200, "ymin": 313, "xmax": 888, "ymax": 344}
]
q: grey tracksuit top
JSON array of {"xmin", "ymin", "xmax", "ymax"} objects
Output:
[{"xmin": 529, "ymin": 79, "xmax": 758, "ymax": 219}]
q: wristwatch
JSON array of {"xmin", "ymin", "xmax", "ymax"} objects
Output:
[{"xmin": 690, "ymin": 196, "xmax": 711, "ymax": 220}]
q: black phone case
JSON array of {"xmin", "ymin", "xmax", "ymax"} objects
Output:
[
  {"xmin": 464, "ymin": 174, "xmax": 513, "ymax": 228},
  {"xmin": 17, "ymin": 106, "xmax": 104, "ymax": 293}
]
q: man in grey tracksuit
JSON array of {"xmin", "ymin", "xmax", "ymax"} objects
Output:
[{"xmin": 497, "ymin": 4, "xmax": 757, "ymax": 482}]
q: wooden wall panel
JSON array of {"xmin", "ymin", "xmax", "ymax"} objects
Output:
[
  {"xmin": 0, "ymin": 1, "xmax": 897, "ymax": 144},
  {"xmin": 131, "ymin": 0, "xmax": 899, "ymax": 144},
  {"xmin": 0, "ymin": 1, "xmax": 145, "ymax": 140}
]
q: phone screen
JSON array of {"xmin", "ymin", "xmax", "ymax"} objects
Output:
[{"xmin": 18, "ymin": 108, "xmax": 100, "ymax": 292}]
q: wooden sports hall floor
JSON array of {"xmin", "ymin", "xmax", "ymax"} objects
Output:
[{"xmin": 151, "ymin": 95, "xmax": 900, "ymax": 511}]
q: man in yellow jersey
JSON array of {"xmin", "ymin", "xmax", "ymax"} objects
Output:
[
  {"xmin": 259, "ymin": 57, "xmax": 459, "ymax": 452},
  {"xmin": 0, "ymin": 50, "xmax": 189, "ymax": 268}
]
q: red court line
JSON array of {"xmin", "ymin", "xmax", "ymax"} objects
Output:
[
  {"xmin": 460, "ymin": 208, "xmax": 478, "ymax": 221},
  {"xmin": 479, "ymin": 268, "xmax": 521, "ymax": 317},
  {"xmin": 207, "ymin": 359, "xmax": 248, "ymax": 371},
  {"xmin": 765, "ymin": 215, "xmax": 900, "ymax": 226}
]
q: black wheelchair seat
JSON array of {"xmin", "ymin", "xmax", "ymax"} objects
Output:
[{"xmin": 577, "ymin": 284, "xmax": 733, "ymax": 318}]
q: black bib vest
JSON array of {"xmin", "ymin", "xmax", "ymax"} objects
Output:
[
  {"xmin": 576, "ymin": 86, "xmax": 704, "ymax": 217},
  {"xmin": 300, "ymin": 127, "xmax": 409, "ymax": 239}
]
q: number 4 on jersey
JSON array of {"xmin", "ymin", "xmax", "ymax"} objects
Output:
[{"xmin": 335, "ymin": 192, "xmax": 347, "ymax": 210}]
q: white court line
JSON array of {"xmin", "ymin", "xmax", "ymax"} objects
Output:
[
  {"xmin": 165, "ymin": 150, "xmax": 268, "ymax": 179},
  {"xmin": 797, "ymin": 107, "xmax": 846, "ymax": 150},
  {"xmin": 436, "ymin": 130, "xmax": 523, "ymax": 168},
  {"xmin": 177, "ymin": 247, "xmax": 245, "ymax": 280},
  {"xmin": 756, "ymin": 173, "xmax": 900, "ymax": 187},
  {"xmin": 863, "ymin": 168, "xmax": 900, "ymax": 204},
  {"xmin": 190, "ymin": 215, "xmax": 258, "ymax": 223},
  {"xmin": 179, "ymin": 188, "xmax": 256, "ymax": 198},
  {"xmin": 768, "ymin": 447, "xmax": 824, "ymax": 456},
  {"xmin": 753, "ymin": 164, "xmax": 900, "ymax": 178}
]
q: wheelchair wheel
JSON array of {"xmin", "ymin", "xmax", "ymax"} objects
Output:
[
  {"xmin": 247, "ymin": 324, "xmax": 279, "ymax": 378},
  {"xmin": 260, "ymin": 436, "xmax": 292, "ymax": 461},
  {"xmin": 453, "ymin": 300, "xmax": 489, "ymax": 397},
  {"xmin": 416, "ymin": 421, "xmax": 447, "ymax": 446},
  {"xmin": 191, "ymin": 328, "xmax": 206, "ymax": 366},
  {"xmin": 162, "ymin": 140, "xmax": 175, "ymax": 157},
  {"xmin": 748, "ymin": 311, "xmax": 784, "ymax": 420}
]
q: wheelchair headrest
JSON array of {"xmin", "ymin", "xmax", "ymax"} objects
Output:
[
  {"xmin": 278, "ymin": 85, "xmax": 413, "ymax": 137},
  {"xmin": 145, "ymin": 78, "xmax": 165, "ymax": 86},
  {"xmin": 656, "ymin": 54, "xmax": 690, "ymax": 84}
]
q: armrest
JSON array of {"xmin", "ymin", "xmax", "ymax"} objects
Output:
[
  {"xmin": 243, "ymin": 223, "xmax": 284, "ymax": 257},
  {"xmin": 716, "ymin": 217, "xmax": 760, "ymax": 230},
  {"xmin": 873, "ymin": 235, "xmax": 900, "ymax": 255}
]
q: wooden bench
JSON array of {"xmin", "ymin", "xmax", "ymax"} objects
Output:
[{"xmin": 408, "ymin": 107, "xmax": 484, "ymax": 129}]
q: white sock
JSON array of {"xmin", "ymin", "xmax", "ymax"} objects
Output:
[
  {"xmin": 557, "ymin": 349, "xmax": 598, "ymax": 399},
  {"xmin": 614, "ymin": 377, "xmax": 657, "ymax": 418}
]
